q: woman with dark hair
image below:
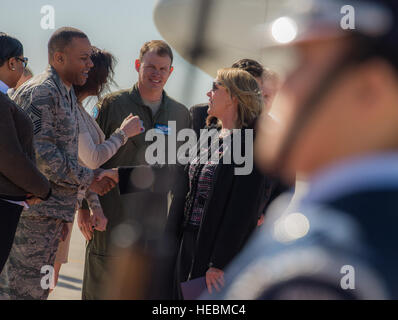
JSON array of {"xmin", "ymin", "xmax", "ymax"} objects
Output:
[
  {"xmin": 52, "ymin": 47, "xmax": 143, "ymax": 289},
  {"xmin": 0, "ymin": 32, "xmax": 51, "ymax": 272}
]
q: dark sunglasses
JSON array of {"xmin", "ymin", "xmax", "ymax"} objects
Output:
[
  {"xmin": 15, "ymin": 57, "xmax": 28, "ymax": 68},
  {"xmin": 212, "ymin": 81, "xmax": 223, "ymax": 91}
]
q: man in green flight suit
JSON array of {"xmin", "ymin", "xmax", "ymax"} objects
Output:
[{"xmin": 81, "ymin": 40, "xmax": 191, "ymax": 300}]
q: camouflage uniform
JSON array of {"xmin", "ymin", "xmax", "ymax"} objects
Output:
[
  {"xmin": 0, "ymin": 66, "xmax": 93, "ymax": 300},
  {"xmin": 0, "ymin": 214, "xmax": 63, "ymax": 300}
]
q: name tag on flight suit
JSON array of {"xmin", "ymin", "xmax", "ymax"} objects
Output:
[{"xmin": 154, "ymin": 123, "xmax": 171, "ymax": 135}]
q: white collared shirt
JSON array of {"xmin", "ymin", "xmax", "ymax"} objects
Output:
[{"xmin": 303, "ymin": 152, "xmax": 398, "ymax": 204}]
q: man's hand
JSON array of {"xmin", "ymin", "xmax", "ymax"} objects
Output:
[
  {"xmin": 206, "ymin": 267, "xmax": 224, "ymax": 294},
  {"xmin": 89, "ymin": 176, "xmax": 116, "ymax": 196},
  {"xmin": 91, "ymin": 207, "xmax": 108, "ymax": 232},
  {"xmin": 77, "ymin": 208, "xmax": 93, "ymax": 241},
  {"xmin": 60, "ymin": 222, "xmax": 69, "ymax": 242},
  {"xmin": 25, "ymin": 193, "xmax": 42, "ymax": 206},
  {"xmin": 96, "ymin": 168, "xmax": 119, "ymax": 184}
]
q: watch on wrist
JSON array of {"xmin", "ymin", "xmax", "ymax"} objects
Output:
[{"xmin": 117, "ymin": 128, "xmax": 128, "ymax": 144}]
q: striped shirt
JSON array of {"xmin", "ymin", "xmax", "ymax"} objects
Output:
[{"xmin": 187, "ymin": 131, "xmax": 231, "ymax": 226}]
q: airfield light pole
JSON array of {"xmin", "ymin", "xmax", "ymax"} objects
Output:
[{"xmin": 182, "ymin": 0, "xmax": 214, "ymax": 106}]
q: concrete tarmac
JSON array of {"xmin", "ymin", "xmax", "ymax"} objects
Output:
[
  {"xmin": 46, "ymin": 180, "xmax": 306, "ymax": 300},
  {"xmin": 48, "ymin": 219, "xmax": 86, "ymax": 300}
]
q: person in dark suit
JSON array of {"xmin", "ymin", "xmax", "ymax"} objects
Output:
[
  {"xmin": 189, "ymin": 102, "xmax": 209, "ymax": 138},
  {"xmin": 207, "ymin": 0, "xmax": 398, "ymax": 300},
  {"xmin": 168, "ymin": 68, "xmax": 266, "ymax": 299},
  {"xmin": 0, "ymin": 33, "xmax": 51, "ymax": 273}
]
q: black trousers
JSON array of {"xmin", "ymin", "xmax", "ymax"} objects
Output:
[
  {"xmin": 0, "ymin": 199, "xmax": 23, "ymax": 273},
  {"xmin": 179, "ymin": 225, "xmax": 200, "ymax": 282}
]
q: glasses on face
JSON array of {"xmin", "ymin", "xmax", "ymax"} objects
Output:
[
  {"xmin": 212, "ymin": 81, "xmax": 223, "ymax": 91},
  {"xmin": 15, "ymin": 57, "xmax": 28, "ymax": 68}
]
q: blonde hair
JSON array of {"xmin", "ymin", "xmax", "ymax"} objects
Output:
[{"xmin": 209, "ymin": 68, "xmax": 264, "ymax": 129}]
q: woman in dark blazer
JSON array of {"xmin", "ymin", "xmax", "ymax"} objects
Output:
[
  {"xmin": 96, "ymin": 68, "xmax": 266, "ymax": 299},
  {"xmin": 166, "ymin": 68, "xmax": 266, "ymax": 299},
  {"xmin": 0, "ymin": 33, "xmax": 51, "ymax": 272}
]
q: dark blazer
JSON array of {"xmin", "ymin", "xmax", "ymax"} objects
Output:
[
  {"xmin": 189, "ymin": 103, "xmax": 208, "ymax": 138},
  {"xmin": 163, "ymin": 128, "xmax": 266, "ymax": 299},
  {"xmin": 116, "ymin": 129, "xmax": 281, "ymax": 300},
  {"xmin": 0, "ymin": 92, "xmax": 50, "ymax": 201},
  {"xmin": 189, "ymin": 103, "xmax": 287, "ymax": 216}
]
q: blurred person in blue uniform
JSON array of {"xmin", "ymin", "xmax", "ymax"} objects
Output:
[{"xmin": 206, "ymin": 0, "xmax": 398, "ymax": 299}]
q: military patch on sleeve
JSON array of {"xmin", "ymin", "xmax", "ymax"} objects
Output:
[{"xmin": 26, "ymin": 104, "xmax": 42, "ymax": 135}]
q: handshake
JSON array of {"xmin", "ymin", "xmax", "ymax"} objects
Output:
[
  {"xmin": 87, "ymin": 113, "xmax": 144, "ymax": 196},
  {"xmin": 79, "ymin": 168, "xmax": 120, "ymax": 240},
  {"xmin": 88, "ymin": 168, "xmax": 119, "ymax": 196},
  {"xmin": 25, "ymin": 168, "xmax": 120, "ymax": 206}
]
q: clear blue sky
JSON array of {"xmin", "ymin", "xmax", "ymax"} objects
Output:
[{"xmin": 1, "ymin": 0, "xmax": 212, "ymax": 108}]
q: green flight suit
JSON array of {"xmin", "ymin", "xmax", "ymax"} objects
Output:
[{"xmin": 82, "ymin": 84, "xmax": 191, "ymax": 299}]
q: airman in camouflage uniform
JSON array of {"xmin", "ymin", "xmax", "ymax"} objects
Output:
[
  {"xmin": 1, "ymin": 215, "xmax": 64, "ymax": 300},
  {"xmin": 0, "ymin": 64, "xmax": 94, "ymax": 299}
]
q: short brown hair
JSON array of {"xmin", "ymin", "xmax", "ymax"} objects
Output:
[
  {"xmin": 139, "ymin": 40, "xmax": 173, "ymax": 65},
  {"xmin": 48, "ymin": 27, "xmax": 88, "ymax": 58},
  {"xmin": 231, "ymin": 58, "xmax": 264, "ymax": 79}
]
